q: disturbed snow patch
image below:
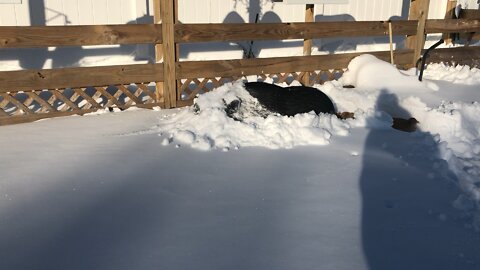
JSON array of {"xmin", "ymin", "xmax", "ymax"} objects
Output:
[
  {"xmin": 335, "ymin": 54, "xmax": 480, "ymax": 228},
  {"xmin": 156, "ymin": 81, "xmax": 351, "ymax": 151},
  {"xmin": 422, "ymin": 63, "xmax": 480, "ymax": 85}
]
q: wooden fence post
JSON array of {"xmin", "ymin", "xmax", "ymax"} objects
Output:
[
  {"xmin": 160, "ymin": 0, "xmax": 177, "ymax": 108},
  {"xmin": 406, "ymin": 0, "xmax": 430, "ymax": 67},
  {"xmin": 302, "ymin": 4, "xmax": 314, "ymax": 86},
  {"xmin": 153, "ymin": 0, "xmax": 164, "ymax": 106},
  {"xmin": 444, "ymin": 0, "xmax": 458, "ymax": 45},
  {"xmin": 174, "ymin": 0, "xmax": 182, "ymax": 100}
]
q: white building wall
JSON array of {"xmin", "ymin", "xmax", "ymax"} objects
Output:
[
  {"xmin": 0, "ymin": 0, "xmax": 139, "ymax": 26},
  {"xmin": 1, "ymin": 0, "xmax": 474, "ymax": 26},
  {"xmin": 175, "ymin": 0, "xmax": 458, "ymax": 23},
  {"xmin": 0, "ymin": 3, "xmax": 28, "ymax": 26}
]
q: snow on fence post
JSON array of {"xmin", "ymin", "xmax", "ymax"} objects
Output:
[
  {"xmin": 302, "ymin": 4, "xmax": 315, "ymax": 86},
  {"xmin": 406, "ymin": 0, "xmax": 431, "ymax": 67},
  {"xmin": 160, "ymin": 0, "xmax": 177, "ymax": 109}
]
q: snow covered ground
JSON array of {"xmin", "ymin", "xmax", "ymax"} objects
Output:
[{"xmin": 1, "ymin": 55, "xmax": 480, "ymax": 270}]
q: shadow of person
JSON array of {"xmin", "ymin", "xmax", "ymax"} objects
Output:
[
  {"xmin": 254, "ymin": 11, "xmax": 303, "ymax": 57},
  {"xmin": 313, "ymin": 13, "xmax": 408, "ymax": 54},
  {"xmin": 360, "ymin": 90, "xmax": 480, "ymax": 270},
  {"xmin": 314, "ymin": 14, "xmax": 357, "ymax": 54}
]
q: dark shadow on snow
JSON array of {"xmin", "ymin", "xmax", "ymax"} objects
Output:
[
  {"xmin": 0, "ymin": 138, "xmax": 309, "ymax": 270},
  {"xmin": 360, "ymin": 90, "xmax": 480, "ymax": 270}
]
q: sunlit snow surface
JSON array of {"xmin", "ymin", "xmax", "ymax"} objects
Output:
[{"xmin": 1, "ymin": 55, "xmax": 480, "ymax": 270}]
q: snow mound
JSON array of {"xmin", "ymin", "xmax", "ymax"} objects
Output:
[
  {"xmin": 156, "ymin": 81, "xmax": 352, "ymax": 151},
  {"xmin": 422, "ymin": 63, "xmax": 480, "ymax": 85},
  {"xmin": 341, "ymin": 54, "xmax": 428, "ymax": 91}
]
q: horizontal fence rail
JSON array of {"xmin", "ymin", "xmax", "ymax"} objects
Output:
[
  {"xmin": 429, "ymin": 46, "xmax": 480, "ymax": 66},
  {"xmin": 426, "ymin": 19, "xmax": 480, "ymax": 34},
  {"xmin": 3, "ymin": 19, "xmax": 478, "ymax": 49},
  {"xmin": 177, "ymin": 50, "xmax": 414, "ymax": 79},
  {"xmin": 0, "ymin": 64, "xmax": 164, "ymax": 92},
  {"xmin": 175, "ymin": 21, "xmax": 419, "ymax": 43},
  {"xmin": 0, "ymin": 25, "xmax": 163, "ymax": 48}
]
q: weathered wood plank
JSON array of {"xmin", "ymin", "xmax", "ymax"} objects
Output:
[
  {"xmin": 177, "ymin": 50, "xmax": 414, "ymax": 79},
  {"xmin": 176, "ymin": 99, "xmax": 194, "ymax": 108},
  {"xmin": 3, "ymin": 19, "xmax": 478, "ymax": 49},
  {"xmin": 153, "ymin": 0, "xmax": 165, "ymax": 104},
  {"xmin": 52, "ymin": 90, "xmax": 80, "ymax": 111},
  {"xmin": 0, "ymin": 24, "xmax": 162, "ymax": 48},
  {"xmin": 302, "ymin": 4, "xmax": 315, "ymax": 86},
  {"xmin": 0, "ymin": 93, "xmax": 34, "ymax": 114},
  {"xmin": 175, "ymin": 21, "xmax": 418, "ymax": 43},
  {"xmin": 95, "ymin": 87, "xmax": 124, "ymax": 108},
  {"xmin": 25, "ymin": 91, "xmax": 55, "ymax": 113},
  {"xmin": 428, "ymin": 46, "xmax": 480, "ymax": 66},
  {"xmin": 117, "ymin": 84, "xmax": 143, "ymax": 105},
  {"xmin": 406, "ymin": 0, "xmax": 430, "ymax": 66},
  {"xmin": 443, "ymin": 0, "xmax": 458, "ymax": 44},
  {"xmin": 161, "ymin": 0, "xmax": 177, "ymax": 108},
  {"xmin": 0, "ymin": 108, "xmax": 8, "ymax": 117},
  {"xmin": 457, "ymin": 10, "xmax": 480, "ymax": 42},
  {"xmin": 426, "ymin": 19, "xmax": 480, "ymax": 33},
  {"xmin": 73, "ymin": 88, "xmax": 102, "ymax": 110},
  {"xmin": 137, "ymin": 84, "xmax": 157, "ymax": 102},
  {"xmin": 0, "ymin": 64, "xmax": 164, "ymax": 93},
  {"xmin": 460, "ymin": 9, "xmax": 480, "ymax": 19}
]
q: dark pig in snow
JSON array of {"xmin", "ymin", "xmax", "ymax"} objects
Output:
[{"xmin": 243, "ymin": 82, "xmax": 337, "ymax": 116}]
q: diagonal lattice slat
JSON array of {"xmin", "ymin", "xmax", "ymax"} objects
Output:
[
  {"xmin": 53, "ymin": 89, "xmax": 80, "ymax": 111},
  {"xmin": 95, "ymin": 87, "xmax": 122, "ymax": 109},
  {"xmin": 118, "ymin": 84, "xmax": 142, "ymax": 106},
  {"xmin": 0, "ymin": 82, "xmax": 163, "ymax": 125},
  {"xmin": 26, "ymin": 91, "xmax": 56, "ymax": 113},
  {"xmin": 73, "ymin": 88, "xmax": 102, "ymax": 110},
  {"xmin": 178, "ymin": 69, "xmax": 347, "ymax": 102},
  {"xmin": 2, "ymin": 69, "xmax": 345, "ymax": 125},
  {"xmin": 137, "ymin": 84, "xmax": 157, "ymax": 103},
  {"xmin": 0, "ymin": 93, "xmax": 34, "ymax": 115},
  {"xmin": 0, "ymin": 104, "xmax": 8, "ymax": 116}
]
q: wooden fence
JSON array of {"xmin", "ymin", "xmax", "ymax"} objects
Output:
[{"xmin": 1, "ymin": 0, "xmax": 480, "ymax": 125}]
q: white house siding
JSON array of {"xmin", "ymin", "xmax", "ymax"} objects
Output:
[
  {"xmin": 0, "ymin": 3, "xmax": 28, "ymax": 26},
  {"xmin": 177, "ymin": 1, "xmax": 306, "ymax": 23},
  {"xmin": 175, "ymin": 0, "xmax": 457, "ymax": 23},
  {"xmin": 0, "ymin": 0, "xmax": 138, "ymax": 26},
  {"xmin": 1, "ymin": 0, "xmax": 474, "ymax": 26},
  {"xmin": 316, "ymin": 0, "xmax": 405, "ymax": 21}
]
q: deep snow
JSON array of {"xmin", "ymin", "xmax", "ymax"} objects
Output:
[{"xmin": 1, "ymin": 55, "xmax": 480, "ymax": 270}]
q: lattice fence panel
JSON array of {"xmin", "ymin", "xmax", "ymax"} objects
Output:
[
  {"xmin": 0, "ymin": 82, "xmax": 162, "ymax": 125},
  {"xmin": 178, "ymin": 69, "xmax": 346, "ymax": 102}
]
